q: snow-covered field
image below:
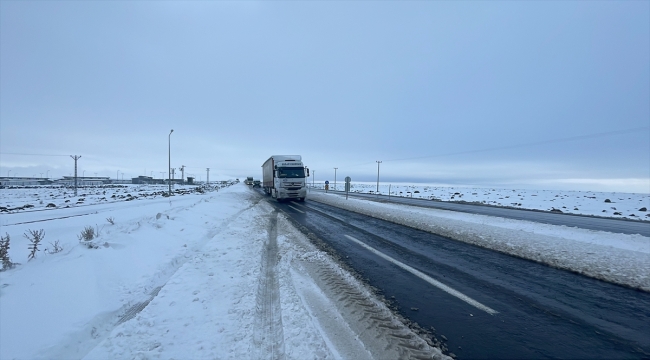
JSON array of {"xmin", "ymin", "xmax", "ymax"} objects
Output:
[
  {"xmin": 316, "ymin": 182, "xmax": 650, "ymax": 221},
  {"xmin": 308, "ymin": 191, "xmax": 650, "ymax": 291},
  {"xmin": 0, "ymin": 183, "xmax": 446, "ymax": 360},
  {"xmin": 0, "ymin": 183, "xmax": 236, "ymax": 213}
]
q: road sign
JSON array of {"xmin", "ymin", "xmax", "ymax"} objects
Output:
[
  {"xmin": 345, "ymin": 176, "xmax": 351, "ymax": 183},
  {"xmin": 325, "ymin": 180, "xmax": 329, "ymax": 185}
]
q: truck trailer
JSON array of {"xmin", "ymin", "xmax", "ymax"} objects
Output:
[{"xmin": 262, "ymin": 155, "xmax": 309, "ymax": 201}]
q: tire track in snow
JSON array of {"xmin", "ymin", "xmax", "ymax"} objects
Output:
[
  {"xmin": 276, "ymin": 209, "xmax": 448, "ymax": 360},
  {"xmin": 254, "ymin": 210, "xmax": 286, "ymax": 360}
]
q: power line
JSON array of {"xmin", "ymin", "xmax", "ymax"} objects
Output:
[{"xmin": 348, "ymin": 126, "xmax": 649, "ymax": 167}]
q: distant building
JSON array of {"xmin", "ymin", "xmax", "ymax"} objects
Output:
[
  {"xmin": 58, "ymin": 176, "xmax": 110, "ymax": 186},
  {"xmin": 132, "ymin": 176, "xmax": 185, "ymax": 185},
  {"xmin": 0, "ymin": 177, "xmax": 48, "ymax": 186},
  {"xmin": 132, "ymin": 176, "xmax": 157, "ymax": 184}
]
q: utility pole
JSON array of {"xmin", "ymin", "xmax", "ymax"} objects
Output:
[
  {"xmin": 168, "ymin": 129, "xmax": 174, "ymax": 196},
  {"xmin": 181, "ymin": 165, "xmax": 185, "ymax": 184},
  {"xmin": 206, "ymin": 168, "xmax": 210, "ymax": 186},
  {"xmin": 171, "ymin": 168, "xmax": 175, "ymax": 188},
  {"xmin": 334, "ymin": 167, "xmax": 338, "ymax": 190},
  {"xmin": 376, "ymin": 161, "xmax": 382, "ymax": 195},
  {"xmin": 70, "ymin": 155, "xmax": 81, "ymax": 196}
]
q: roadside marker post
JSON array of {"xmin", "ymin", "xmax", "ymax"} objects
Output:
[{"xmin": 345, "ymin": 176, "xmax": 351, "ymax": 200}]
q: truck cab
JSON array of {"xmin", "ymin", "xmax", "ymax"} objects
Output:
[{"xmin": 262, "ymin": 155, "xmax": 309, "ymax": 201}]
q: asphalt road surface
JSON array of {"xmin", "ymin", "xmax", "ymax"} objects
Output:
[
  {"xmin": 312, "ymin": 189, "xmax": 650, "ymax": 237},
  {"xmin": 259, "ymin": 191, "xmax": 650, "ymax": 359}
]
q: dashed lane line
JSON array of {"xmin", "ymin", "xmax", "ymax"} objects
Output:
[
  {"xmin": 344, "ymin": 234, "xmax": 499, "ymax": 315},
  {"xmin": 287, "ymin": 205, "xmax": 305, "ymax": 213}
]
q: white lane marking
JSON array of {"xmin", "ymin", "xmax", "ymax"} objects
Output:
[
  {"xmin": 290, "ymin": 201, "xmax": 306, "ymax": 208},
  {"xmin": 344, "ymin": 234, "xmax": 498, "ymax": 315},
  {"xmin": 288, "ymin": 205, "xmax": 305, "ymax": 213}
]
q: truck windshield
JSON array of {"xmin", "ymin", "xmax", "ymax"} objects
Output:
[{"xmin": 277, "ymin": 167, "xmax": 305, "ymax": 178}]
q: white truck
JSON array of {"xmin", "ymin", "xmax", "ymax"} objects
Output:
[{"xmin": 262, "ymin": 155, "xmax": 309, "ymax": 201}]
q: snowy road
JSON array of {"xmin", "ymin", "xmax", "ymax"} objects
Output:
[
  {"xmin": 265, "ymin": 193, "xmax": 650, "ymax": 359},
  {"xmin": 315, "ymin": 189, "xmax": 650, "ymax": 236}
]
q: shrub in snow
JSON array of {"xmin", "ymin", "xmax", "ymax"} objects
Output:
[
  {"xmin": 78, "ymin": 226, "xmax": 95, "ymax": 241},
  {"xmin": 24, "ymin": 229, "xmax": 44, "ymax": 261},
  {"xmin": 46, "ymin": 240, "xmax": 63, "ymax": 254},
  {"xmin": 106, "ymin": 216, "xmax": 115, "ymax": 225},
  {"xmin": 0, "ymin": 233, "xmax": 15, "ymax": 270}
]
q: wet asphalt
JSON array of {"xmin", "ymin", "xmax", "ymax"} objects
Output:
[{"xmin": 260, "ymin": 191, "xmax": 650, "ymax": 359}]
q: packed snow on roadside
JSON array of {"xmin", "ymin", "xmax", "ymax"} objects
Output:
[
  {"xmin": 0, "ymin": 183, "xmax": 447, "ymax": 360},
  {"xmin": 308, "ymin": 191, "xmax": 650, "ymax": 292},
  {"xmin": 315, "ymin": 182, "xmax": 650, "ymax": 221}
]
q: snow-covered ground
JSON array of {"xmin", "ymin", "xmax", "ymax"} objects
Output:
[
  {"xmin": 308, "ymin": 191, "xmax": 650, "ymax": 291},
  {"xmin": 2, "ymin": 181, "xmax": 648, "ymax": 359},
  {"xmin": 315, "ymin": 182, "xmax": 650, "ymax": 221},
  {"xmin": 0, "ymin": 183, "xmax": 236, "ymax": 213},
  {"xmin": 0, "ymin": 183, "xmax": 446, "ymax": 360}
]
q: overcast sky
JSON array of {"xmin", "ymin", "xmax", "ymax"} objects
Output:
[{"xmin": 1, "ymin": 1, "xmax": 648, "ymax": 192}]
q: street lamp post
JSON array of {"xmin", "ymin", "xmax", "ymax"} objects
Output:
[
  {"xmin": 46, "ymin": 170, "xmax": 50, "ymax": 178},
  {"xmin": 7, "ymin": 170, "xmax": 11, "ymax": 177},
  {"xmin": 313, "ymin": 170, "xmax": 315, "ymax": 188},
  {"xmin": 376, "ymin": 161, "xmax": 382, "ymax": 195},
  {"xmin": 334, "ymin": 167, "xmax": 338, "ymax": 190},
  {"xmin": 83, "ymin": 170, "xmax": 86, "ymax": 178},
  {"xmin": 168, "ymin": 129, "xmax": 174, "ymax": 195}
]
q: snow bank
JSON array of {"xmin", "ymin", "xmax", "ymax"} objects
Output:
[{"xmin": 308, "ymin": 192, "xmax": 650, "ymax": 292}]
